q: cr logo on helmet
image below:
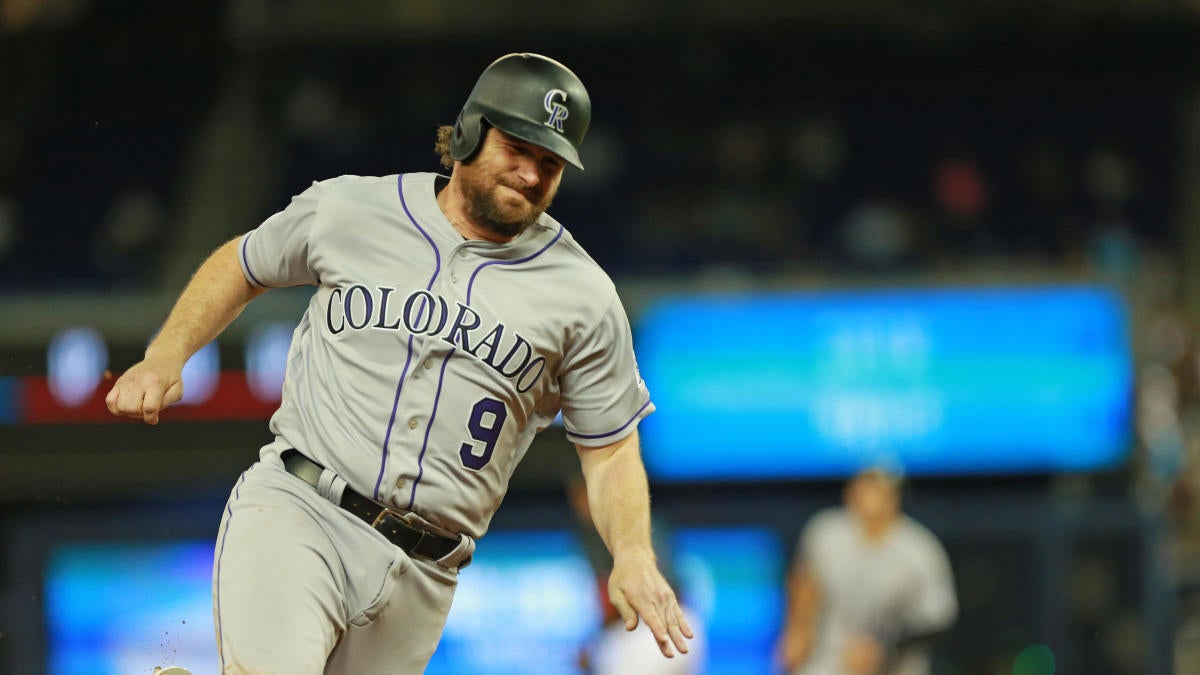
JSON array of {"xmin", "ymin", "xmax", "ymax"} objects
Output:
[{"xmin": 543, "ymin": 89, "xmax": 569, "ymax": 132}]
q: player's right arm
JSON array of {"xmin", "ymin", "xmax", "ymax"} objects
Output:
[
  {"xmin": 777, "ymin": 563, "xmax": 821, "ymax": 671},
  {"xmin": 106, "ymin": 238, "xmax": 266, "ymax": 424}
]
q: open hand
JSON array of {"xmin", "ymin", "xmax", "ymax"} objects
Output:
[{"xmin": 607, "ymin": 555, "xmax": 694, "ymax": 658}]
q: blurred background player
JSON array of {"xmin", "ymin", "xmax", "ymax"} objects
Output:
[{"xmin": 777, "ymin": 467, "xmax": 957, "ymax": 675}]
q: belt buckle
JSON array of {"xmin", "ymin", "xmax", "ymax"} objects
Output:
[{"xmin": 371, "ymin": 509, "xmax": 427, "ymax": 553}]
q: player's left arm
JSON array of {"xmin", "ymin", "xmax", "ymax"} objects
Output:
[
  {"xmin": 907, "ymin": 533, "xmax": 958, "ymax": 632},
  {"xmin": 576, "ymin": 428, "xmax": 693, "ymax": 659},
  {"xmin": 886, "ymin": 532, "xmax": 959, "ymax": 661}
]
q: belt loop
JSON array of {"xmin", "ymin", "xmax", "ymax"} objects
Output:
[
  {"xmin": 438, "ymin": 534, "xmax": 476, "ymax": 570},
  {"xmin": 316, "ymin": 468, "xmax": 346, "ymax": 505}
]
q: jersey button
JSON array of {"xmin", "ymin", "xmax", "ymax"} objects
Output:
[
  {"xmin": 423, "ymin": 358, "xmax": 434, "ymax": 370},
  {"xmin": 408, "ymin": 418, "xmax": 419, "ymax": 429},
  {"xmin": 451, "ymin": 272, "xmax": 460, "ymax": 283},
  {"xmin": 396, "ymin": 477, "xmax": 406, "ymax": 489},
  {"xmin": 458, "ymin": 250, "xmax": 468, "ymax": 258}
]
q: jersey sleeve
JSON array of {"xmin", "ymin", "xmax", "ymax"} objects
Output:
[
  {"xmin": 559, "ymin": 294, "xmax": 654, "ymax": 447},
  {"xmin": 901, "ymin": 527, "xmax": 959, "ymax": 633},
  {"xmin": 796, "ymin": 509, "xmax": 839, "ymax": 576},
  {"xmin": 238, "ymin": 181, "xmax": 323, "ymax": 288}
]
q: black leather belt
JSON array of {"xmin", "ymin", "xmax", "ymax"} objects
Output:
[{"xmin": 281, "ymin": 449, "xmax": 464, "ymax": 564}]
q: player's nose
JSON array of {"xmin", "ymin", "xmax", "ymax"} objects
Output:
[{"xmin": 513, "ymin": 157, "xmax": 541, "ymax": 187}]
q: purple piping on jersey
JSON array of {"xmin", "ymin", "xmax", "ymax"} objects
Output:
[
  {"xmin": 465, "ymin": 224, "xmax": 564, "ymax": 305},
  {"xmin": 215, "ymin": 470, "xmax": 246, "ymax": 673},
  {"xmin": 374, "ymin": 175, "xmax": 443, "ymax": 499},
  {"xmin": 375, "ymin": 334, "xmax": 418, "ymax": 499},
  {"xmin": 240, "ymin": 231, "xmax": 267, "ymax": 288},
  {"xmin": 570, "ymin": 399, "xmax": 653, "ymax": 440},
  {"xmin": 407, "ymin": 348, "xmax": 456, "ymax": 510}
]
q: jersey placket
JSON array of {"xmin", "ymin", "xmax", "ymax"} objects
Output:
[
  {"xmin": 373, "ymin": 174, "xmax": 442, "ymax": 503},
  {"xmin": 388, "ymin": 242, "xmax": 474, "ymax": 511}
]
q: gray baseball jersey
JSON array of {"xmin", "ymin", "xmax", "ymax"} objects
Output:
[
  {"xmin": 794, "ymin": 508, "xmax": 957, "ymax": 675},
  {"xmin": 236, "ymin": 171, "xmax": 654, "ymax": 539}
]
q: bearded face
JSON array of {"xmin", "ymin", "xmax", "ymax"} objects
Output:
[{"xmin": 456, "ymin": 128, "xmax": 564, "ymax": 239}]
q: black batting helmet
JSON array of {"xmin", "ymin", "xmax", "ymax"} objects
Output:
[{"xmin": 450, "ymin": 53, "xmax": 591, "ymax": 170}]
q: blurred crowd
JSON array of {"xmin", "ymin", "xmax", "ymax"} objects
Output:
[{"xmin": 0, "ymin": 3, "xmax": 1183, "ymax": 290}]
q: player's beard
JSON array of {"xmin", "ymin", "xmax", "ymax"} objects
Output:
[{"xmin": 460, "ymin": 168, "xmax": 556, "ymax": 239}]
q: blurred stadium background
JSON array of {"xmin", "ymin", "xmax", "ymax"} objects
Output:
[{"xmin": 4, "ymin": 1, "xmax": 1200, "ymax": 673}]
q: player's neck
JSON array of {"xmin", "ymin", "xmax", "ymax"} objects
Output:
[{"xmin": 860, "ymin": 515, "xmax": 898, "ymax": 542}]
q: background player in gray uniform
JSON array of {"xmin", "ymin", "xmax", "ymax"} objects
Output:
[
  {"xmin": 776, "ymin": 468, "xmax": 957, "ymax": 675},
  {"xmin": 106, "ymin": 52, "xmax": 692, "ymax": 674}
]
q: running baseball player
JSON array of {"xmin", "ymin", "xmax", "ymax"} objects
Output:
[{"xmin": 107, "ymin": 53, "xmax": 692, "ymax": 673}]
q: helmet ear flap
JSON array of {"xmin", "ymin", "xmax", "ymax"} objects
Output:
[{"xmin": 450, "ymin": 111, "xmax": 486, "ymax": 164}]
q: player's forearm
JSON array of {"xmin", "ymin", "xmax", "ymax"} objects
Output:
[
  {"xmin": 577, "ymin": 431, "xmax": 656, "ymax": 563},
  {"xmin": 146, "ymin": 238, "xmax": 265, "ymax": 365},
  {"xmin": 786, "ymin": 567, "xmax": 821, "ymax": 633}
]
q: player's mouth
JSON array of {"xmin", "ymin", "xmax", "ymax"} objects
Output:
[{"xmin": 499, "ymin": 182, "xmax": 540, "ymax": 205}]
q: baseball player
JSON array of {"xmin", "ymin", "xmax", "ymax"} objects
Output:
[
  {"xmin": 107, "ymin": 53, "xmax": 692, "ymax": 674},
  {"xmin": 776, "ymin": 468, "xmax": 957, "ymax": 675}
]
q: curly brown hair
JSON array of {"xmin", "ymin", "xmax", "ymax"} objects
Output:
[{"xmin": 434, "ymin": 125, "xmax": 455, "ymax": 169}]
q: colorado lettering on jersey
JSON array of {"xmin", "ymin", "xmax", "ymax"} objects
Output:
[{"xmin": 326, "ymin": 285, "xmax": 546, "ymax": 393}]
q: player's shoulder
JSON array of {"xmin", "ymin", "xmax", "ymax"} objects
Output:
[
  {"xmin": 533, "ymin": 214, "xmax": 618, "ymax": 293},
  {"xmin": 797, "ymin": 508, "xmax": 852, "ymax": 562},
  {"xmin": 895, "ymin": 514, "xmax": 946, "ymax": 551},
  {"xmin": 282, "ymin": 174, "xmax": 398, "ymax": 203},
  {"xmin": 291, "ymin": 175, "xmax": 405, "ymax": 217},
  {"xmin": 308, "ymin": 173, "xmax": 401, "ymax": 195},
  {"xmin": 804, "ymin": 507, "xmax": 854, "ymax": 538}
]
